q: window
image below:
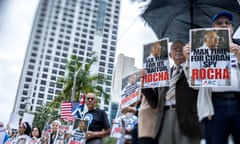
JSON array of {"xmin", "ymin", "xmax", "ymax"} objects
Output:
[
  {"xmin": 26, "ymin": 71, "xmax": 33, "ymax": 76},
  {"xmin": 101, "ymin": 50, "xmax": 107, "ymax": 55},
  {"xmin": 54, "ymin": 57, "xmax": 59, "ymax": 62},
  {"xmin": 99, "ymin": 62, "xmax": 105, "ymax": 66},
  {"xmin": 100, "ymin": 56, "xmax": 106, "ymax": 60},
  {"xmin": 108, "ymin": 63, "xmax": 114, "ymax": 68},
  {"xmin": 38, "ymin": 93, "xmax": 44, "ymax": 98},
  {"xmin": 47, "ymin": 95, "xmax": 53, "ymax": 100},
  {"xmin": 43, "ymin": 67, "xmax": 48, "ymax": 72},
  {"xmin": 25, "ymin": 77, "xmax": 32, "ymax": 82},
  {"xmin": 39, "ymin": 86, "xmax": 45, "ymax": 92},
  {"xmin": 59, "ymin": 71, "xmax": 65, "ymax": 76},
  {"xmin": 48, "ymin": 88, "xmax": 54, "ymax": 94},
  {"xmin": 53, "ymin": 63, "xmax": 58, "ymax": 68},
  {"xmin": 24, "ymin": 84, "xmax": 29, "ymax": 89},
  {"xmin": 56, "ymin": 83, "xmax": 63, "ymax": 89},
  {"xmin": 106, "ymin": 88, "xmax": 111, "ymax": 93},
  {"xmin": 22, "ymin": 90, "xmax": 28, "ymax": 95},
  {"xmin": 49, "ymin": 82, "xmax": 55, "ymax": 87},
  {"xmin": 20, "ymin": 104, "xmax": 25, "ymax": 109},
  {"xmin": 52, "ymin": 69, "xmax": 57, "ymax": 74},
  {"xmin": 42, "ymin": 74, "xmax": 47, "ymax": 78},
  {"xmin": 40, "ymin": 80, "xmax": 46, "ymax": 85},
  {"xmin": 99, "ymin": 67, "xmax": 105, "ymax": 72},
  {"xmin": 107, "ymin": 69, "xmax": 113, "ymax": 74},
  {"xmin": 37, "ymin": 100, "xmax": 43, "ymax": 105},
  {"xmin": 51, "ymin": 76, "xmax": 56, "ymax": 81},
  {"xmin": 109, "ymin": 58, "xmax": 114, "ymax": 62},
  {"xmin": 45, "ymin": 61, "xmax": 50, "ymax": 66},
  {"xmin": 47, "ymin": 49, "xmax": 52, "ymax": 54}
]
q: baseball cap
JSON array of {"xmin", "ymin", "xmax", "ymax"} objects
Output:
[{"xmin": 211, "ymin": 11, "xmax": 233, "ymax": 24}]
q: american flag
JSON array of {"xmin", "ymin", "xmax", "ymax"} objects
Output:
[
  {"xmin": 61, "ymin": 102, "xmax": 74, "ymax": 121},
  {"xmin": 61, "ymin": 93, "xmax": 85, "ymax": 121}
]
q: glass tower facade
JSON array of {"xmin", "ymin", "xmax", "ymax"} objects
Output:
[{"xmin": 13, "ymin": 0, "xmax": 120, "ymax": 116}]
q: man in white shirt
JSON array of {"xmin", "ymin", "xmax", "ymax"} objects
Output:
[{"xmin": 183, "ymin": 11, "xmax": 240, "ymax": 144}]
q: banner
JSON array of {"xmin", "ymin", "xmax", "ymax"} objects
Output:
[
  {"xmin": 142, "ymin": 38, "xmax": 170, "ymax": 88},
  {"xmin": 8, "ymin": 112, "xmax": 20, "ymax": 130},
  {"xmin": 120, "ymin": 71, "xmax": 141, "ymax": 109},
  {"xmin": 22, "ymin": 113, "xmax": 34, "ymax": 127},
  {"xmin": 55, "ymin": 125, "xmax": 70, "ymax": 144},
  {"xmin": 110, "ymin": 113, "xmax": 137, "ymax": 138},
  {"xmin": 190, "ymin": 28, "xmax": 231, "ymax": 87},
  {"xmin": 69, "ymin": 119, "xmax": 89, "ymax": 144}
]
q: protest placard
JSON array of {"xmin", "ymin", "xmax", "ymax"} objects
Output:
[
  {"xmin": 69, "ymin": 119, "xmax": 88, "ymax": 144},
  {"xmin": 142, "ymin": 38, "xmax": 170, "ymax": 88},
  {"xmin": 8, "ymin": 112, "xmax": 20, "ymax": 130},
  {"xmin": 55, "ymin": 125, "xmax": 69, "ymax": 144},
  {"xmin": 190, "ymin": 28, "xmax": 231, "ymax": 87},
  {"xmin": 120, "ymin": 71, "xmax": 141, "ymax": 109}
]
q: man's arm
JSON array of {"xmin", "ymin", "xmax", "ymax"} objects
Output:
[{"xmin": 86, "ymin": 128, "xmax": 111, "ymax": 139}]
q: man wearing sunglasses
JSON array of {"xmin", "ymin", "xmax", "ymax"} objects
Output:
[
  {"xmin": 183, "ymin": 11, "xmax": 240, "ymax": 144},
  {"xmin": 84, "ymin": 93, "xmax": 110, "ymax": 144}
]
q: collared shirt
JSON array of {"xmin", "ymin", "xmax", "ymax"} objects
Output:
[
  {"xmin": 212, "ymin": 53, "xmax": 240, "ymax": 92},
  {"xmin": 165, "ymin": 63, "xmax": 185, "ymax": 106}
]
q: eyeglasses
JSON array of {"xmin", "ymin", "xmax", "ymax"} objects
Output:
[
  {"xmin": 86, "ymin": 97, "xmax": 95, "ymax": 101},
  {"xmin": 214, "ymin": 21, "xmax": 232, "ymax": 25}
]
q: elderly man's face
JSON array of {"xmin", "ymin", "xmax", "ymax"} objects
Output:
[
  {"xmin": 206, "ymin": 31, "xmax": 219, "ymax": 49},
  {"xmin": 151, "ymin": 43, "xmax": 161, "ymax": 57},
  {"xmin": 169, "ymin": 41, "xmax": 185, "ymax": 65},
  {"xmin": 86, "ymin": 93, "xmax": 97, "ymax": 110},
  {"xmin": 212, "ymin": 16, "xmax": 233, "ymax": 35}
]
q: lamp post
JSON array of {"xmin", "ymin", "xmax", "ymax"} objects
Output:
[{"xmin": 71, "ymin": 68, "xmax": 81, "ymax": 101}]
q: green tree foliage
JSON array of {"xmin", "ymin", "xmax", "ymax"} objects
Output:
[
  {"xmin": 33, "ymin": 54, "xmax": 109, "ymax": 128},
  {"xmin": 103, "ymin": 137, "xmax": 118, "ymax": 144},
  {"xmin": 32, "ymin": 105, "xmax": 59, "ymax": 130}
]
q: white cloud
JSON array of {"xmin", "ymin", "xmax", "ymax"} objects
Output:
[
  {"xmin": 0, "ymin": 0, "xmax": 39, "ymax": 125},
  {"xmin": 0, "ymin": 0, "xmax": 156, "ymax": 125},
  {"xmin": 117, "ymin": 0, "xmax": 157, "ymax": 68}
]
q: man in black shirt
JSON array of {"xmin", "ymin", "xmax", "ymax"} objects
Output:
[{"xmin": 84, "ymin": 93, "xmax": 110, "ymax": 144}]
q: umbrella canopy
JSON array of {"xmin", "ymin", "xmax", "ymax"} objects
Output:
[{"xmin": 142, "ymin": 0, "xmax": 240, "ymax": 43}]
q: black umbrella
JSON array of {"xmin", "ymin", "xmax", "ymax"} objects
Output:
[{"xmin": 142, "ymin": 0, "xmax": 240, "ymax": 43}]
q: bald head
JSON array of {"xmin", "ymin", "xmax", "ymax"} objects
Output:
[
  {"xmin": 204, "ymin": 31, "xmax": 219, "ymax": 49},
  {"xmin": 151, "ymin": 42, "xmax": 161, "ymax": 57}
]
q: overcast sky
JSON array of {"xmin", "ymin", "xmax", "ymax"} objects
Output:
[{"xmin": 0, "ymin": 0, "xmax": 156, "ymax": 124}]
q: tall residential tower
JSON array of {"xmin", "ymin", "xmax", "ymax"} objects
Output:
[{"xmin": 13, "ymin": 0, "xmax": 120, "ymax": 115}]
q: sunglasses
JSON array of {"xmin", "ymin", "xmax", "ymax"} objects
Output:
[
  {"xmin": 214, "ymin": 21, "xmax": 232, "ymax": 25},
  {"xmin": 86, "ymin": 97, "xmax": 95, "ymax": 101}
]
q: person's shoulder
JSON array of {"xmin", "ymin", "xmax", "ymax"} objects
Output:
[
  {"xmin": 233, "ymin": 39, "xmax": 240, "ymax": 45},
  {"xmin": 196, "ymin": 45, "xmax": 206, "ymax": 49},
  {"xmin": 95, "ymin": 108, "xmax": 105, "ymax": 112}
]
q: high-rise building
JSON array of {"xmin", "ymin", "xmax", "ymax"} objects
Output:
[
  {"xmin": 13, "ymin": 0, "xmax": 121, "ymax": 116},
  {"xmin": 111, "ymin": 54, "xmax": 138, "ymax": 103},
  {"xmin": 110, "ymin": 54, "xmax": 138, "ymax": 120}
]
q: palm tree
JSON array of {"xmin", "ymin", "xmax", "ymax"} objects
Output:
[
  {"xmin": 33, "ymin": 54, "xmax": 110, "ymax": 128},
  {"xmin": 57, "ymin": 54, "xmax": 109, "ymax": 103}
]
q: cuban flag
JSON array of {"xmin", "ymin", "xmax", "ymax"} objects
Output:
[{"xmin": 72, "ymin": 93, "xmax": 85, "ymax": 119}]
